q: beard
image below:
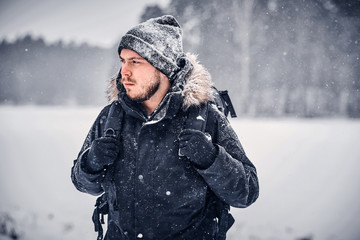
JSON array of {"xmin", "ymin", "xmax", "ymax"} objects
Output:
[{"xmin": 122, "ymin": 70, "xmax": 161, "ymax": 103}]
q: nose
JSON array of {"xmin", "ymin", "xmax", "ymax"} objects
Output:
[{"xmin": 121, "ymin": 63, "xmax": 131, "ymax": 78}]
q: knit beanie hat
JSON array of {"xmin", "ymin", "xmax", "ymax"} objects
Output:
[{"xmin": 118, "ymin": 15, "xmax": 185, "ymax": 81}]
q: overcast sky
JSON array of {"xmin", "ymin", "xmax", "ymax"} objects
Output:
[{"xmin": 0, "ymin": 0, "xmax": 170, "ymax": 48}]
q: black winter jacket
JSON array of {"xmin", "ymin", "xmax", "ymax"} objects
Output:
[{"xmin": 71, "ymin": 54, "xmax": 259, "ymax": 240}]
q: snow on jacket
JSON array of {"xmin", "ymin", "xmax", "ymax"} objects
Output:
[{"xmin": 71, "ymin": 53, "xmax": 259, "ymax": 240}]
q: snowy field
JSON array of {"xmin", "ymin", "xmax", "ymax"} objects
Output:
[{"xmin": 0, "ymin": 106, "xmax": 359, "ymax": 240}]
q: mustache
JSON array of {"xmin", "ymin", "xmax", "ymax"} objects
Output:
[{"xmin": 120, "ymin": 77, "xmax": 136, "ymax": 84}]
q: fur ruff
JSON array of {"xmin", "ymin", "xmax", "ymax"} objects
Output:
[{"xmin": 107, "ymin": 53, "xmax": 214, "ymax": 109}]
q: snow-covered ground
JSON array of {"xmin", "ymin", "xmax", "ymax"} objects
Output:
[{"xmin": 0, "ymin": 106, "xmax": 359, "ymax": 240}]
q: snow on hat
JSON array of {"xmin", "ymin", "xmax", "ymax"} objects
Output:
[{"xmin": 118, "ymin": 15, "xmax": 184, "ymax": 81}]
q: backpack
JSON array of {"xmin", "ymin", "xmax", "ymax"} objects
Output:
[
  {"xmin": 212, "ymin": 88, "xmax": 237, "ymax": 118},
  {"xmin": 92, "ymin": 88, "xmax": 236, "ymax": 240}
]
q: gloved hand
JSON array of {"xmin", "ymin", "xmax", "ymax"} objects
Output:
[
  {"xmin": 84, "ymin": 137, "xmax": 120, "ymax": 173},
  {"xmin": 178, "ymin": 129, "xmax": 218, "ymax": 169}
]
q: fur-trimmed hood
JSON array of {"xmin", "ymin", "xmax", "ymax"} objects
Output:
[{"xmin": 107, "ymin": 53, "xmax": 214, "ymax": 110}]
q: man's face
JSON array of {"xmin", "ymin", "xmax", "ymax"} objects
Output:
[{"xmin": 120, "ymin": 49, "xmax": 161, "ymax": 102}]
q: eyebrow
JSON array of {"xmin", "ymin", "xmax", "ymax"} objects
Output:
[{"xmin": 120, "ymin": 56, "xmax": 145, "ymax": 61}]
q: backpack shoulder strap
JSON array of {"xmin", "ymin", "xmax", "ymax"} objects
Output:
[
  {"xmin": 185, "ymin": 103, "xmax": 208, "ymax": 131},
  {"xmin": 93, "ymin": 101, "xmax": 124, "ymax": 240},
  {"xmin": 104, "ymin": 101, "xmax": 124, "ymax": 139},
  {"xmin": 184, "ymin": 102, "xmax": 234, "ymax": 240}
]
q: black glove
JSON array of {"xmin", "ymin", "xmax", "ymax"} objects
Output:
[
  {"xmin": 178, "ymin": 129, "xmax": 217, "ymax": 169},
  {"xmin": 84, "ymin": 137, "xmax": 120, "ymax": 173}
]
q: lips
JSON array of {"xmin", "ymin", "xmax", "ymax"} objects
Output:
[{"xmin": 123, "ymin": 82, "xmax": 135, "ymax": 88}]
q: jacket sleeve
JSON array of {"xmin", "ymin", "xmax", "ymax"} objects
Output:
[
  {"xmin": 71, "ymin": 106, "xmax": 111, "ymax": 196},
  {"xmin": 196, "ymin": 105, "xmax": 259, "ymax": 208}
]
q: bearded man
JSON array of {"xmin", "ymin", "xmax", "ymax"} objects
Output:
[{"xmin": 71, "ymin": 15, "xmax": 259, "ymax": 240}]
